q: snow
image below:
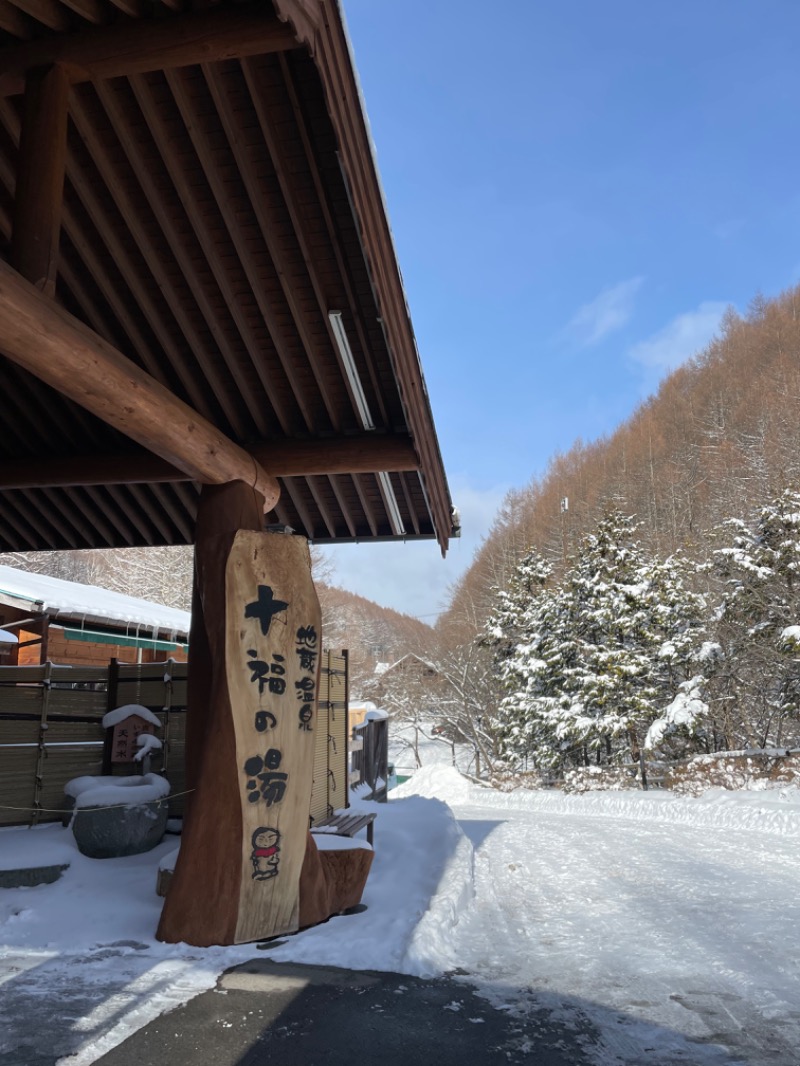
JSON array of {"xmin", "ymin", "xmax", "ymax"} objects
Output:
[
  {"xmin": 388, "ymin": 717, "xmax": 479, "ymax": 778},
  {"xmin": 310, "ymin": 835, "xmax": 373, "ymax": 852},
  {"xmin": 697, "ymin": 640, "xmax": 723, "ymax": 661},
  {"xmin": 0, "ymin": 831, "xmax": 75, "ymax": 872},
  {"xmin": 64, "ymin": 773, "xmax": 171, "ymax": 808},
  {"xmin": 133, "ymin": 735, "xmax": 163, "ymax": 762},
  {"xmin": 645, "ymin": 675, "xmax": 708, "ymax": 749},
  {"xmin": 102, "ymin": 704, "xmax": 162, "ymax": 730},
  {"xmin": 362, "ymin": 707, "xmax": 389, "ymax": 722},
  {"xmin": 3, "ymin": 764, "xmax": 800, "ymax": 1064},
  {"xmin": 0, "ymin": 563, "xmax": 190, "ymax": 637},
  {"xmin": 349, "ymin": 699, "xmax": 378, "ymax": 713}
]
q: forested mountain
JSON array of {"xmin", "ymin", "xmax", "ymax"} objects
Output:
[
  {"xmin": 442, "ymin": 288, "xmax": 800, "ymax": 638},
  {"xmin": 419, "ymin": 284, "xmax": 800, "ymax": 779},
  {"xmin": 317, "ymin": 583, "xmax": 434, "ymax": 692}
]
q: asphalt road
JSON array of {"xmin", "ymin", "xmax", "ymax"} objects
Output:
[{"xmin": 88, "ymin": 959, "xmax": 592, "ymax": 1066}]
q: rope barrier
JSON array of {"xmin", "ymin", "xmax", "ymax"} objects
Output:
[{"xmin": 0, "ymin": 788, "xmax": 196, "ymax": 815}]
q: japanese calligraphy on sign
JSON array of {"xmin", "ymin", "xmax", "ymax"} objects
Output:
[
  {"xmin": 110, "ymin": 714, "xmax": 155, "ymax": 764},
  {"xmin": 224, "ymin": 530, "xmax": 321, "ymax": 943}
]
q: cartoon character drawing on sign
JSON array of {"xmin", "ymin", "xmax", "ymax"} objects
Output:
[{"xmin": 250, "ymin": 826, "xmax": 281, "ymax": 881}]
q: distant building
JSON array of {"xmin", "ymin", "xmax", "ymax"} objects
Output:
[
  {"xmin": 375, "ymin": 653, "xmax": 439, "ymax": 685},
  {"xmin": 0, "ymin": 565, "xmax": 189, "ymax": 666},
  {"xmin": 367, "ymin": 653, "xmax": 442, "ymax": 714}
]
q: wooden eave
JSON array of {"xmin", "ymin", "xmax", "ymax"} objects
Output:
[{"xmin": 0, "ymin": 0, "xmax": 453, "ymax": 554}]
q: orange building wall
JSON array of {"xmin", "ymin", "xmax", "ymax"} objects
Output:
[{"xmin": 16, "ymin": 627, "xmax": 188, "ymax": 667}]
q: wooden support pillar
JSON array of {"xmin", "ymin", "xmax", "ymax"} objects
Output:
[
  {"xmin": 11, "ymin": 64, "xmax": 69, "ymax": 297},
  {"xmin": 158, "ymin": 480, "xmax": 322, "ymax": 946}
]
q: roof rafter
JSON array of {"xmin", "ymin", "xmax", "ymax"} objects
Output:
[
  {"xmin": 126, "ymin": 71, "xmax": 293, "ymax": 437},
  {"xmin": 200, "ymin": 59, "xmax": 343, "ymax": 432},
  {"xmin": 164, "ymin": 64, "xmax": 314, "ymax": 433},
  {"xmin": 246, "ymin": 53, "xmax": 389, "ymax": 430},
  {"xmin": 91, "ymin": 79, "xmax": 270, "ymax": 439},
  {"xmin": 0, "ymin": 94, "xmax": 221, "ymax": 422},
  {"xmin": 0, "ymin": 2, "xmax": 299, "ymax": 95},
  {"xmin": 69, "ymin": 87, "xmax": 252, "ymax": 438}
]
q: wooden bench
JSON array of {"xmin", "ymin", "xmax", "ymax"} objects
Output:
[{"xmin": 311, "ymin": 810, "xmax": 376, "ymax": 846}]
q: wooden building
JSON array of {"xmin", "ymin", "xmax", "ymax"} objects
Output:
[
  {"xmin": 0, "ymin": 563, "xmax": 189, "ymax": 665},
  {"xmin": 0, "ymin": 0, "xmax": 454, "ymax": 946}
]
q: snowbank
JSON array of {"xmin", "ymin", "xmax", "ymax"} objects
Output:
[
  {"xmin": 393, "ymin": 764, "xmax": 482, "ymax": 805},
  {"xmin": 268, "ymin": 795, "xmax": 475, "ymax": 977},
  {"xmin": 399, "ymin": 766, "xmax": 800, "ymax": 839}
]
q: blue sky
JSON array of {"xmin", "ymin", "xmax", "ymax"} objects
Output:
[{"xmin": 323, "ymin": 0, "xmax": 800, "ymax": 620}]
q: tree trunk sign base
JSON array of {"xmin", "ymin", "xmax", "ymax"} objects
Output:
[{"xmin": 157, "ymin": 523, "xmax": 324, "ymax": 946}]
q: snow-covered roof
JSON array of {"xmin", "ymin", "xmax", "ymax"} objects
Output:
[
  {"xmin": 0, "ymin": 564, "xmax": 190, "ymax": 639},
  {"xmin": 381, "ymin": 653, "xmax": 439, "ymax": 676}
]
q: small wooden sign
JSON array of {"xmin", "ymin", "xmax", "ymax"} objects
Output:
[{"xmin": 110, "ymin": 715, "xmax": 155, "ymax": 763}]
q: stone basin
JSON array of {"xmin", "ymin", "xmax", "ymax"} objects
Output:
[{"xmin": 65, "ymin": 774, "xmax": 171, "ymax": 859}]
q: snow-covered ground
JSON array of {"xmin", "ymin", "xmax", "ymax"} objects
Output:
[
  {"xmin": 389, "ymin": 718, "xmax": 478, "ymax": 778},
  {"xmin": 2, "ymin": 752, "xmax": 800, "ymax": 1064}
]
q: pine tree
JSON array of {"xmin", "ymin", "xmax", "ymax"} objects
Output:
[
  {"xmin": 493, "ymin": 511, "xmax": 705, "ymax": 773},
  {"xmin": 707, "ymin": 489, "xmax": 800, "ymax": 748},
  {"xmin": 485, "ymin": 549, "xmax": 552, "ymax": 663}
]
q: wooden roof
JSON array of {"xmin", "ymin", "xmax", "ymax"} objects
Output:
[{"xmin": 0, "ymin": 0, "xmax": 454, "ymax": 554}]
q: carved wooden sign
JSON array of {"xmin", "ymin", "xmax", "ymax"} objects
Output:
[
  {"xmin": 226, "ymin": 530, "xmax": 320, "ymax": 942},
  {"xmin": 157, "ymin": 526, "xmax": 321, "ymax": 947}
]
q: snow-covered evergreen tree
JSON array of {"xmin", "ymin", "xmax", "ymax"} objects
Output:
[
  {"xmin": 485, "ymin": 549, "xmax": 552, "ymax": 663},
  {"xmin": 494, "ymin": 511, "xmax": 705, "ymax": 772},
  {"xmin": 707, "ymin": 489, "xmax": 800, "ymax": 748}
]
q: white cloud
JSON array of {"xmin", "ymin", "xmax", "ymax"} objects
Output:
[
  {"xmin": 318, "ymin": 479, "xmax": 506, "ymax": 621},
  {"xmin": 629, "ymin": 300, "xmax": 728, "ymax": 389},
  {"xmin": 563, "ymin": 277, "xmax": 643, "ymax": 347}
]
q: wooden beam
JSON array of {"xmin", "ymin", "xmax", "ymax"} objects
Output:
[
  {"xmin": 0, "ymin": 1, "xmax": 32, "ymax": 39},
  {"xmin": 11, "ymin": 64, "xmax": 69, "ymax": 296},
  {"xmin": 327, "ymin": 475, "xmax": 357, "ymax": 538},
  {"xmin": 106, "ymin": 0, "xmax": 146, "ymax": 17},
  {"xmin": 0, "ymin": 3, "xmax": 300, "ymax": 96},
  {"xmin": 0, "ymin": 97, "xmax": 206, "ymax": 412},
  {"xmin": 59, "ymin": 0, "xmax": 109, "ymax": 25},
  {"xmin": 11, "ymin": 0, "xmax": 70, "ymax": 32},
  {"xmin": 0, "ymin": 434, "xmax": 420, "ymax": 488},
  {"xmin": 251, "ymin": 435, "xmax": 417, "ymax": 479},
  {"xmin": 0, "ymin": 258, "xmax": 280, "ymax": 510}
]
